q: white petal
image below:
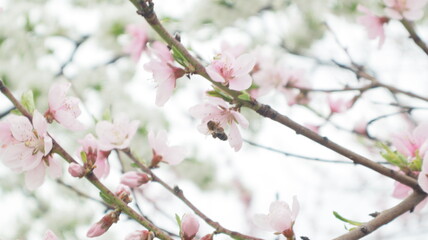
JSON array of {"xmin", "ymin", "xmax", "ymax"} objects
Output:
[{"xmin": 25, "ymin": 161, "xmax": 46, "ymax": 190}]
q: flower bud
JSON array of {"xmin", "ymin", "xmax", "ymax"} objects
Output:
[
  {"xmin": 120, "ymin": 171, "xmax": 150, "ymax": 188},
  {"xmin": 181, "ymin": 213, "xmax": 199, "ymax": 240},
  {"xmin": 43, "ymin": 230, "xmax": 58, "ymax": 240},
  {"xmin": 68, "ymin": 163, "xmax": 85, "ymax": 178},
  {"xmin": 87, "ymin": 211, "xmax": 120, "ymax": 238},
  {"xmin": 125, "ymin": 230, "xmax": 154, "ymax": 240}
]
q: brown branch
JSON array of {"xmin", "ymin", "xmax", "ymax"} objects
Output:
[
  {"xmin": 131, "ymin": 2, "xmax": 419, "ymax": 189},
  {"xmin": 333, "ymin": 191, "xmax": 427, "ymax": 240},
  {"xmin": 122, "ymin": 149, "xmax": 263, "ymax": 240},
  {"xmin": 0, "ymin": 80, "xmax": 174, "ymax": 240},
  {"xmin": 401, "ymin": 20, "xmax": 428, "ymax": 56}
]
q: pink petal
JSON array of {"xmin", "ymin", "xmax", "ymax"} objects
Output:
[
  {"xmin": 253, "ymin": 214, "xmax": 272, "ymax": 230},
  {"xmin": 9, "ymin": 115, "xmax": 34, "ymax": 142},
  {"xmin": 206, "ymin": 65, "xmax": 226, "ymax": 83},
  {"xmin": 25, "ymin": 161, "xmax": 46, "ymax": 190},
  {"xmin": 291, "ymin": 196, "xmax": 300, "ymax": 221},
  {"xmin": 150, "ymin": 41, "xmax": 173, "ymax": 62},
  {"xmin": 93, "ymin": 157, "xmax": 110, "ymax": 179},
  {"xmin": 403, "ymin": 9, "xmax": 424, "ymax": 20},
  {"xmin": 43, "ymin": 230, "xmax": 59, "ymax": 240},
  {"xmin": 392, "ymin": 181, "xmax": 412, "ymax": 198},
  {"xmin": 49, "ymin": 82, "xmax": 70, "ymax": 110},
  {"xmin": 228, "ymin": 123, "xmax": 243, "ymax": 151},
  {"xmin": 229, "ymin": 74, "xmax": 252, "ymax": 91},
  {"xmin": 32, "ymin": 110, "xmax": 48, "ymax": 135},
  {"xmin": 231, "ymin": 111, "xmax": 249, "ymax": 129},
  {"xmin": 181, "ymin": 214, "xmax": 199, "ymax": 239},
  {"xmin": 234, "ymin": 53, "xmax": 256, "ymax": 76},
  {"xmin": 163, "ymin": 146, "xmax": 186, "ymax": 165},
  {"xmin": 47, "ymin": 156, "xmax": 62, "ymax": 179},
  {"xmin": 418, "ymin": 170, "xmax": 428, "ymax": 193},
  {"xmin": 156, "ymin": 77, "xmax": 176, "ymax": 106},
  {"xmin": 384, "ymin": 8, "xmax": 403, "ymax": 19},
  {"xmin": 21, "ymin": 150, "xmax": 43, "ymax": 171}
]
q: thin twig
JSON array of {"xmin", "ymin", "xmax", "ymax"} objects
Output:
[
  {"xmin": 122, "ymin": 149, "xmax": 263, "ymax": 240},
  {"xmin": 401, "ymin": 20, "xmax": 428, "ymax": 56},
  {"xmin": 244, "ymin": 140, "xmax": 390, "ymax": 165},
  {"xmin": 0, "ymin": 80, "xmax": 173, "ymax": 240}
]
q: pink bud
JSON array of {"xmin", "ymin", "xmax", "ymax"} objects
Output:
[
  {"xmin": 87, "ymin": 211, "xmax": 120, "ymax": 238},
  {"xmin": 181, "ymin": 213, "xmax": 199, "ymax": 240},
  {"xmin": 68, "ymin": 163, "xmax": 85, "ymax": 178},
  {"xmin": 120, "ymin": 171, "xmax": 150, "ymax": 188},
  {"xmin": 125, "ymin": 230, "xmax": 153, "ymax": 240},
  {"xmin": 43, "ymin": 230, "xmax": 58, "ymax": 240},
  {"xmin": 86, "ymin": 222, "xmax": 107, "ymax": 238}
]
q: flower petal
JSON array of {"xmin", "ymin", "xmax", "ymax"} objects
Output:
[{"xmin": 25, "ymin": 161, "xmax": 46, "ymax": 190}]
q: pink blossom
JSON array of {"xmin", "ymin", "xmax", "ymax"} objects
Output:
[
  {"xmin": 68, "ymin": 163, "xmax": 85, "ymax": 178},
  {"xmin": 181, "ymin": 213, "xmax": 199, "ymax": 240},
  {"xmin": 353, "ymin": 119, "xmax": 368, "ymax": 136},
  {"xmin": 45, "ymin": 82, "xmax": 84, "ymax": 131},
  {"xmin": 125, "ymin": 230, "xmax": 152, "ymax": 240},
  {"xmin": 252, "ymin": 63, "xmax": 290, "ymax": 97},
  {"xmin": 0, "ymin": 111, "xmax": 60, "ymax": 190},
  {"xmin": 418, "ymin": 154, "xmax": 428, "ymax": 193},
  {"xmin": 189, "ymin": 97, "xmax": 249, "ymax": 151},
  {"xmin": 328, "ymin": 96, "xmax": 353, "ymax": 114},
  {"xmin": 96, "ymin": 116, "xmax": 139, "ymax": 151},
  {"xmin": 206, "ymin": 52, "xmax": 255, "ymax": 91},
  {"xmin": 148, "ymin": 130, "xmax": 186, "ymax": 166},
  {"xmin": 144, "ymin": 41, "xmax": 185, "ymax": 106},
  {"xmin": 253, "ymin": 197, "xmax": 299, "ymax": 235},
  {"xmin": 43, "ymin": 230, "xmax": 59, "ymax": 240},
  {"xmin": 357, "ymin": 5, "xmax": 388, "ymax": 48},
  {"xmin": 384, "ymin": 0, "xmax": 428, "ymax": 20},
  {"xmin": 79, "ymin": 134, "xmax": 110, "ymax": 178},
  {"xmin": 219, "ymin": 41, "xmax": 246, "ymax": 57},
  {"xmin": 120, "ymin": 171, "xmax": 150, "ymax": 188},
  {"xmin": 125, "ymin": 24, "xmax": 148, "ymax": 61},
  {"xmin": 392, "ymin": 122, "xmax": 428, "ymax": 159}
]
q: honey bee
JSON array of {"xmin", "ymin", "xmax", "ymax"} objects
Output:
[{"xmin": 207, "ymin": 121, "xmax": 228, "ymax": 141}]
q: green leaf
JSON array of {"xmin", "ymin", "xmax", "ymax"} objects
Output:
[
  {"xmin": 10, "ymin": 109, "xmax": 22, "ymax": 116},
  {"xmin": 102, "ymin": 108, "xmax": 111, "ymax": 121},
  {"xmin": 160, "ymin": 17, "xmax": 179, "ymax": 23},
  {"xmin": 80, "ymin": 151, "xmax": 87, "ymax": 164},
  {"xmin": 99, "ymin": 192, "xmax": 115, "ymax": 205},
  {"xmin": 175, "ymin": 214, "xmax": 182, "ymax": 231},
  {"xmin": 378, "ymin": 143, "xmax": 408, "ymax": 167},
  {"xmin": 21, "ymin": 90, "xmax": 35, "ymax": 114},
  {"xmin": 237, "ymin": 92, "xmax": 251, "ymax": 101},
  {"xmin": 333, "ymin": 211, "xmax": 364, "ymax": 226}
]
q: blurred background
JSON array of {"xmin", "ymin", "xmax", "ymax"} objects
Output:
[{"xmin": 1, "ymin": 0, "xmax": 428, "ymax": 239}]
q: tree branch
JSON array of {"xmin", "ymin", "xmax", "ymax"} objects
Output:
[
  {"xmin": 122, "ymin": 149, "xmax": 263, "ymax": 240},
  {"xmin": 333, "ymin": 191, "xmax": 427, "ymax": 240}
]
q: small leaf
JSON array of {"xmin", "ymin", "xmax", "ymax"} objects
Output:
[
  {"xmin": 175, "ymin": 214, "xmax": 182, "ymax": 231},
  {"xmin": 333, "ymin": 211, "xmax": 364, "ymax": 226},
  {"xmin": 237, "ymin": 92, "xmax": 251, "ymax": 101},
  {"xmin": 378, "ymin": 143, "xmax": 408, "ymax": 167},
  {"xmin": 21, "ymin": 90, "xmax": 35, "ymax": 114},
  {"xmin": 99, "ymin": 192, "xmax": 115, "ymax": 205},
  {"xmin": 80, "ymin": 151, "xmax": 87, "ymax": 164},
  {"xmin": 102, "ymin": 108, "xmax": 111, "ymax": 121}
]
